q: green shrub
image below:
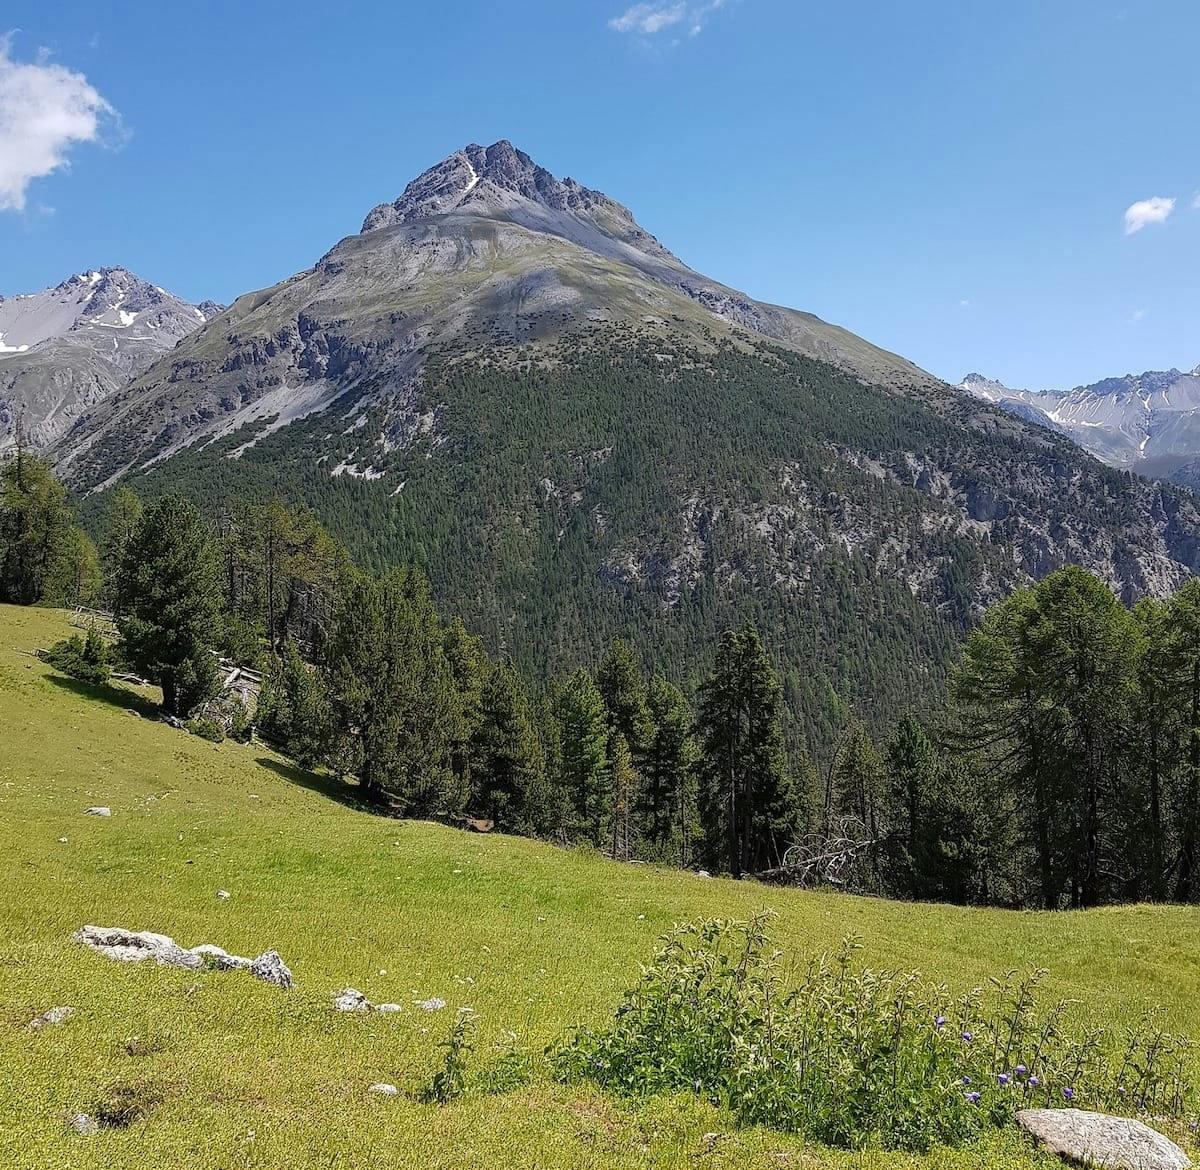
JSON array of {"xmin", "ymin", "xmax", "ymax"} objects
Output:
[
  {"xmin": 552, "ymin": 915, "xmax": 1197, "ymax": 1152},
  {"xmin": 420, "ymin": 1010, "xmax": 476, "ymax": 1104},
  {"xmin": 185, "ymin": 716, "xmax": 225, "ymax": 743},
  {"xmin": 40, "ymin": 627, "xmax": 111, "ymax": 686}
]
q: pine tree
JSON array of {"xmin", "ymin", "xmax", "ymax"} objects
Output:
[
  {"xmin": 0, "ymin": 447, "xmax": 73, "ymax": 605},
  {"xmin": 640, "ymin": 673, "xmax": 697, "ymax": 863},
  {"xmin": 472, "ymin": 661, "xmax": 544, "ymax": 830},
  {"xmin": 323, "ymin": 567, "xmax": 462, "ymax": 813},
  {"xmin": 1164, "ymin": 579, "xmax": 1200, "ymax": 903},
  {"xmin": 101, "ymin": 486, "xmax": 143, "ymax": 605},
  {"xmin": 256, "ymin": 644, "xmax": 331, "ymax": 769},
  {"xmin": 608, "ymin": 731, "xmax": 637, "ymax": 860},
  {"xmin": 114, "ymin": 494, "xmax": 223, "ymax": 716},
  {"xmin": 695, "ymin": 626, "xmax": 803, "ymax": 877},
  {"xmin": 44, "ymin": 526, "xmax": 102, "ymax": 607},
  {"xmin": 552, "ymin": 669, "xmax": 609, "ymax": 845},
  {"xmin": 445, "ymin": 618, "xmax": 490, "ymax": 803}
]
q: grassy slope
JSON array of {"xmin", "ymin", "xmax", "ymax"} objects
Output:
[{"xmin": 2, "ymin": 605, "xmax": 1196, "ymax": 1170}]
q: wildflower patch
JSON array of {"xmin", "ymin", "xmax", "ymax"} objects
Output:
[{"xmin": 551, "ymin": 915, "xmax": 1198, "ymax": 1153}]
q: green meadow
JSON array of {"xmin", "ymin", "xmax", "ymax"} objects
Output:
[{"xmin": 3, "ymin": 604, "xmax": 1197, "ymax": 1169}]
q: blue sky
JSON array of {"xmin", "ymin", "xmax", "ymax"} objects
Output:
[{"xmin": 1, "ymin": 0, "xmax": 1196, "ymax": 388}]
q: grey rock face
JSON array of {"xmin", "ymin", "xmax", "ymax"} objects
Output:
[
  {"xmin": 1017, "ymin": 1108, "xmax": 1191, "ymax": 1170},
  {"xmin": 0, "ymin": 267, "xmax": 219, "ymax": 453},
  {"xmin": 190, "ymin": 943, "xmax": 253, "ymax": 971},
  {"xmin": 962, "ymin": 367, "xmax": 1200, "ymax": 472},
  {"xmin": 249, "ymin": 949, "xmax": 293, "ymax": 989}
]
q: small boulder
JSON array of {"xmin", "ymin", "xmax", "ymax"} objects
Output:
[
  {"xmin": 368, "ymin": 1083, "xmax": 399, "ymax": 1096},
  {"xmin": 216, "ymin": 890, "xmax": 231, "ymax": 900},
  {"xmin": 334, "ymin": 988, "xmax": 371, "ymax": 1013},
  {"xmin": 249, "ymin": 950, "xmax": 293, "ymax": 990},
  {"xmin": 1017, "ymin": 1108, "xmax": 1191, "ymax": 1170},
  {"xmin": 190, "ymin": 943, "xmax": 252, "ymax": 971},
  {"xmin": 85, "ymin": 807, "xmax": 111, "ymax": 817},
  {"xmin": 29, "ymin": 1006, "xmax": 74, "ymax": 1030},
  {"xmin": 415, "ymin": 997, "xmax": 446, "ymax": 1012},
  {"xmin": 70, "ymin": 1113, "xmax": 99, "ymax": 1136},
  {"xmin": 75, "ymin": 925, "xmax": 204, "ymax": 970},
  {"xmin": 375, "ymin": 1003, "xmax": 403, "ymax": 1013}
]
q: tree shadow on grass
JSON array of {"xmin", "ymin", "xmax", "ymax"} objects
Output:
[
  {"xmin": 254, "ymin": 756, "xmax": 379, "ymax": 815},
  {"xmin": 44, "ymin": 673, "xmax": 161, "ymax": 721}
]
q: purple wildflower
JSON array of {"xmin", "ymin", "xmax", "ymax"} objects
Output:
[
  {"xmin": 962, "ymin": 1075, "xmax": 972, "ymax": 1085},
  {"xmin": 1015, "ymin": 1065, "xmax": 1028, "ymax": 1078},
  {"xmin": 965, "ymin": 1091, "xmax": 981, "ymax": 1104},
  {"xmin": 1028, "ymin": 1075, "xmax": 1040, "ymax": 1088},
  {"xmin": 962, "ymin": 1031, "xmax": 973, "ymax": 1043},
  {"xmin": 1063, "ymin": 1088, "xmax": 1075, "ymax": 1102},
  {"xmin": 935, "ymin": 1015, "xmax": 947, "ymax": 1030},
  {"xmin": 997, "ymin": 1073, "xmax": 1010, "ymax": 1086}
]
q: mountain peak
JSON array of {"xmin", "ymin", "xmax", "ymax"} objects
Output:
[{"xmin": 358, "ymin": 140, "xmax": 671, "ymax": 261}]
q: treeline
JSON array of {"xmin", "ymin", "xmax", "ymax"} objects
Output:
[{"xmin": 11, "ymin": 447, "xmax": 1200, "ymax": 907}]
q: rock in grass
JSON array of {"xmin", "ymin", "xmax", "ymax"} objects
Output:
[
  {"xmin": 70, "ymin": 1113, "xmax": 98, "ymax": 1135},
  {"xmin": 368, "ymin": 1083, "xmax": 399, "ymax": 1096},
  {"xmin": 75, "ymin": 925, "xmax": 204, "ymax": 970},
  {"xmin": 190, "ymin": 943, "xmax": 252, "ymax": 971},
  {"xmin": 249, "ymin": 950, "xmax": 293, "ymax": 989},
  {"xmin": 84, "ymin": 806, "xmax": 111, "ymax": 817},
  {"xmin": 334, "ymin": 988, "xmax": 371, "ymax": 1012},
  {"xmin": 1017, "ymin": 1108, "xmax": 1191, "ymax": 1170},
  {"xmin": 29, "ymin": 1006, "xmax": 74, "ymax": 1030},
  {"xmin": 375, "ymin": 1003, "xmax": 403, "ymax": 1013}
]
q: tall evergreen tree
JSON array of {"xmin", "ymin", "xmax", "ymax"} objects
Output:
[
  {"xmin": 101, "ymin": 486, "xmax": 143, "ymax": 605},
  {"xmin": 552, "ymin": 669, "xmax": 610, "ymax": 845},
  {"xmin": 640, "ymin": 673, "xmax": 697, "ymax": 863},
  {"xmin": 0, "ymin": 446, "xmax": 72, "ymax": 605},
  {"xmin": 1164, "ymin": 579, "xmax": 1200, "ymax": 903},
  {"xmin": 114, "ymin": 494, "xmax": 223, "ymax": 716},
  {"xmin": 695, "ymin": 626, "xmax": 803, "ymax": 877},
  {"xmin": 323, "ymin": 567, "xmax": 461, "ymax": 812},
  {"xmin": 471, "ymin": 660, "xmax": 545, "ymax": 830}
]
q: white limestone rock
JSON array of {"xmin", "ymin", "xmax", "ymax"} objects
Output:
[{"xmin": 1017, "ymin": 1108, "xmax": 1191, "ymax": 1170}]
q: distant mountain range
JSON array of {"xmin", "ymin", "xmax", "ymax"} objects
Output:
[
  {"xmin": 11, "ymin": 140, "xmax": 1200, "ymax": 741},
  {"xmin": 0, "ymin": 268, "xmax": 220, "ymax": 452},
  {"xmin": 961, "ymin": 367, "xmax": 1200, "ymax": 483}
]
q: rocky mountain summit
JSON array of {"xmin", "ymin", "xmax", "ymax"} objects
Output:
[
  {"xmin": 962, "ymin": 366, "xmax": 1200, "ymax": 476},
  {"xmin": 0, "ymin": 268, "xmax": 219, "ymax": 451},
  {"xmin": 48, "ymin": 141, "xmax": 936, "ymax": 488}
]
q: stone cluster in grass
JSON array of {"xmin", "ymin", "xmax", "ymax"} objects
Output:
[
  {"xmin": 332, "ymin": 988, "xmax": 403, "ymax": 1013},
  {"xmin": 74, "ymin": 926, "xmax": 293, "ymax": 989}
]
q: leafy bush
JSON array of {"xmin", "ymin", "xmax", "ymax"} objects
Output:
[
  {"xmin": 420, "ymin": 1009, "xmax": 476, "ymax": 1104},
  {"xmin": 552, "ymin": 916, "xmax": 1196, "ymax": 1152},
  {"xmin": 40, "ymin": 627, "xmax": 110, "ymax": 685},
  {"xmin": 185, "ymin": 716, "xmax": 225, "ymax": 743}
]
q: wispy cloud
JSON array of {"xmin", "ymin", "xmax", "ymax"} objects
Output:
[
  {"xmin": 0, "ymin": 35, "xmax": 116, "ymax": 212},
  {"xmin": 1130, "ymin": 308, "xmax": 1148, "ymax": 323},
  {"xmin": 1123, "ymin": 195, "xmax": 1175, "ymax": 235},
  {"xmin": 1192, "ymin": 191, "xmax": 1200, "ymax": 211},
  {"xmin": 609, "ymin": 0, "xmax": 730, "ymax": 39}
]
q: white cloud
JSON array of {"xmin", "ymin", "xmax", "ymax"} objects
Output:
[
  {"xmin": 0, "ymin": 36, "xmax": 115, "ymax": 212},
  {"xmin": 1123, "ymin": 196, "xmax": 1175, "ymax": 235},
  {"xmin": 1130, "ymin": 308, "xmax": 1148, "ymax": 323},
  {"xmin": 610, "ymin": 0, "xmax": 729, "ymax": 38},
  {"xmin": 1192, "ymin": 191, "xmax": 1200, "ymax": 210}
]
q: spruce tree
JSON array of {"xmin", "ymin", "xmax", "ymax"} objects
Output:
[
  {"xmin": 552, "ymin": 668, "xmax": 609, "ymax": 844},
  {"xmin": 323, "ymin": 567, "xmax": 461, "ymax": 813},
  {"xmin": 641, "ymin": 673, "xmax": 697, "ymax": 862},
  {"xmin": 0, "ymin": 447, "xmax": 72, "ymax": 605},
  {"xmin": 472, "ymin": 661, "xmax": 544, "ymax": 830},
  {"xmin": 114, "ymin": 494, "xmax": 222, "ymax": 716},
  {"xmin": 695, "ymin": 627, "xmax": 802, "ymax": 877}
]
